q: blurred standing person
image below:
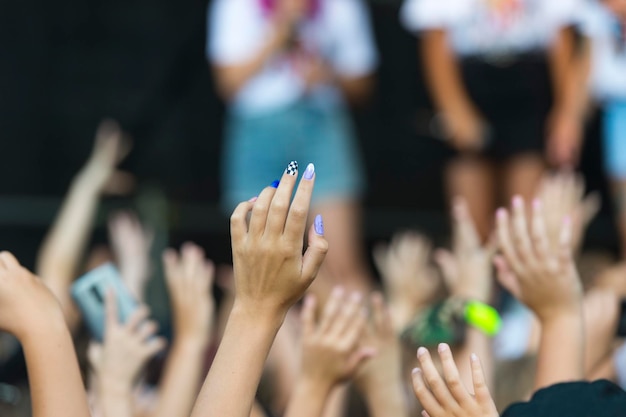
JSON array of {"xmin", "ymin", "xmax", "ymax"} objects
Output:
[
  {"xmin": 580, "ymin": 0, "xmax": 626, "ymax": 258},
  {"xmin": 207, "ymin": 0, "xmax": 378, "ymax": 290},
  {"xmin": 401, "ymin": 0, "xmax": 584, "ymax": 239}
]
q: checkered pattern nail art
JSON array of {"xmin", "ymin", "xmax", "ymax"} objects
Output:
[{"xmin": 285, "ymin": 161, "xmax": 298, "ymax": 176}]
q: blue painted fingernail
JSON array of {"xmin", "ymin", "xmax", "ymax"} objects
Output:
[
  {"xmin": 314, "ymin": 214, "xmax": 324, "ymax": 235},
  {"xmin": 303, "ymin": 163, "xmax": 315, "ymax": 180},
  {"xmin": 270, "ymin": 179, "xmax": 280, "ymax": 188},
  {"xmin": 285, "ymin": 161, "xmax": 298, "ymax": 176}
]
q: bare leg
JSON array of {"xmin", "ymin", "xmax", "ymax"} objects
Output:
[
  {"xmin": 445, "ymin": 155, "xmax": 496, "ymax": 241},
  {"xmin": 309, "ymin": 199, "xmax": 373, "ymax": 299},
  {"xmin": 500, "ymin": 152, "xmax": 545, "ymax": 207}
]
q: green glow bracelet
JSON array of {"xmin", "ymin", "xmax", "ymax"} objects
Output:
[{"xmin": 464, "ymin": 301, "xmax": 502, "ymax": 336}]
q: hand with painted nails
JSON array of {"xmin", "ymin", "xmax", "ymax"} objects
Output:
[
  {"xmin": 373, "ymin": 232, "xmax": 440, "ymax": 332},
  {"xmin": 108, "ymin": 211, "xmax": 155, "ymax": 302},
  {"xmin": 163, "ymin": 242, "xmax": 215, "ymax": 347},
  {"xmin": 88, "ymin": 292, "xmax": 165, "ymax": 390},
  {"xmin": 190, "ymin": 161, "xmax": 327, "ymax": 417},
  {"xmin": 355, "ymin": 293, "xmax": 408, "ymax": 417},
  {"xmin": 435, "ymin": 198, "xmax": 496, "ymax": 303},
  {"xmin": 230, "ymin": 160, "xmax": 327, "ymax": 317},
  {"xmin": 535, "ymin": 171, "xmax": 600, "ymax": 253},
  {"xmin": 285, "ymin": 288, "xmax": 374, "ymax": 417},
  {"xmin": 494, "ymin": 196, "xmax": 582, "ymax": 322},
  {"xmin": 412, "ymin": 344, "xmax": 498, "ymax": 417}
]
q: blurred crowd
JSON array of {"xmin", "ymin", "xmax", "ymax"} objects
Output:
[{"xmin": 1, "ymin": 0, "xmax": 626, "ymax": 416}]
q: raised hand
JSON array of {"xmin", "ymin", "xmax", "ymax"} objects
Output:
[
  {"xmin": 374, "ymin": 231, "xmax": 440, "ymax": 331},
  {"xmin": 435, "ymin": 198, "xmax": 496, "ymax": 303},
  {"xmin": 108, "ymin": 211, "xmax": 155, "ymax": 302},
  {"xmin": 284, "ymin": 288, "xmax": 374, "ymax": 417},
  {"xmin": 77, "ymin": 119, "xmax": 133, "ymax": 195},
  {"xmin": 0, "ymin": 252, "xmax": 91, "ymax": 417},
  {"xmin": 191, "ymin": 161, "xmax": 327, "ymax": 417},
  {"xmin": 301, "ymin": 289, "xmax": 372, "ymax": 386},
  {"xmin": 230, "ymin": 161, "xmax": 328, "ymax": 317},
  {"xmin": 355, "ymin": 293, "xmax": 408, "ymax": 417},
  {"xmin": 535, "ymin": 171, "xmax": 600, "ymax": 253},
  {"xmin": 494, "ymin": 196, "xmax": 584, "ymax": 389},
  {"xmin": 163, "ymin": 242, "xmax": 215, "ymax": 347},
  {"xmin": 412, "ymin": 344, "xmax": 498, "ymax": 417},
  {"xmin": 88, "ymin": 292, "xmax": 165, "ymax": 390},
  {"xmin": 494, "ymin": 196, "xmax": 582, "ymax": 321}
]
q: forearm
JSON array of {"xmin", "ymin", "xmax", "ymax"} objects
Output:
[
  {"xmin": 22, "ymin": 318, "xmax": 90, "ymax": 417},
  {"xmin": 151, "ymin": 337, "xmax": 208, "ymax": 417},
  {"xmin": 284, "ymin": 378, "xmax": 333, "ymax": 417},
  {"xmin": 37, "ymin": 176, "xmax": 100, "ymax": 326},
  {"xmin": 190, "ymin": 304, "xmax": 284, "ymax": 417},
  {"xmin": 535, "ymin": 311, "xmax": 584, "ymax": 390},
  {"xmin": 364, "ymin": 380, "xmax": 408, "ymax": 417},
  {"xmin": 97, "ymin": 379, "xmax": 135, "ymax": 417},
  {"xmin": 421, "ymin": 30, "xmax": 474, "ymax": 114}
]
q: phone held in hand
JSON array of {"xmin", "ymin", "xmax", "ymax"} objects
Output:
[{"xmin": 71, "ymin": 263, "xmax": 138, "ymax": 341}]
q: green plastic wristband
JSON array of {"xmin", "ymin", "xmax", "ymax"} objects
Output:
[{"xmin": 464, "ymin": 301, "xmax": 502, "ymax": 336}]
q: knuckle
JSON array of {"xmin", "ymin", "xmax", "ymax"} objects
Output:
[{"xmin": 290, "ymin": 206, "xmax": 307, "ymax": 220}]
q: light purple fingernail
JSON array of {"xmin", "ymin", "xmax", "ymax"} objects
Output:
[
  {"xmin": 314, "ymin": 214, "xmax": 324, "ymax": 235},
  {"xmin": 303, "ymin": 163, "xmax": 315, "ymax": 180},
  {"xmin": 285, "ymin": 161, "xmax": 298, "ymax": 176}
]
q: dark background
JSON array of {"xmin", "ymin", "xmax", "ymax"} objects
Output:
[{"xmin": 0, "ymin": 0, "xmax": 616, "ymax": 269}]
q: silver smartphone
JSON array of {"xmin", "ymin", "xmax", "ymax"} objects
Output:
[{"xmin": 71, "ymin": 263, "xmax": 138, "ymax": 341}]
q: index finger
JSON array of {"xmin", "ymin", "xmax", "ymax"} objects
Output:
[{"xmin": 284, "ymin": 163, "xmax": 315, "ymax": 242}]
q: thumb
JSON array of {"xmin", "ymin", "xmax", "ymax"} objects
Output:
[{"xmin": 301, "ymin": 216, "xmax": 328, "ymax": 284}]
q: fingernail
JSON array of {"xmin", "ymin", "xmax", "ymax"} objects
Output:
[
  {"xmin": 412, "ymin": 367, "xmax": 421, "ymax": 375},
  {"xmin": 270, "ymin": 179, "xmax": 280, "ymax": 188},
  {"xmin": 303, "ymin": 163, "xmax": 315, "ymax": 180},
  {"xmin": 248, "ymin": 196, "xmax": 258, "ymax": 203},
  {"xmin": 513, "ymin": 196, "xmax": 523, "ymax": 208},
  {"xmin": 471, "ymin": 353, "xmax": 479, "ymax": 363},
  {"xmin": 533, "ymin": 198, "xmax": 542, "ymax": 209},
  {"xmin": 350, "ymin": 292, "xmax": 363, "ymax": 303},
  {"xmin": 563, "ymin": 216, "xmax": 572, "ymax": 225},
  {"xmin": 304, "ymin": 294, "xmax": 315, "ymax": 307},
  {"xmin": 285, "ymin": 161, "xmax": 298, "ymax": 176},
  {"xmin": 496, "ymin": 208, "xmax": 506, "ymax": 219},
  {"xmin": 331, "ymin": 286, "xmax": 344, "ymax": 297},
  {"xmin": 417, "ymin": 347, "xmax": 427, "ymax": 358},
  {"xmin": 314, "ymin": 214, "xmax": 324, "ymax": 235},
  {"xmin": 438, "ymin": 343, "xmax": 448, "ymax": 353}
]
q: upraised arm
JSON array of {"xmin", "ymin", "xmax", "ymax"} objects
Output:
[
  {"xmin": 152, "ymin": 243, "xmax": 216, "ymax": 417},
  {"xmin": 285, "ymin": 288, "xmax": 373, "ymax": 417},
  {"xmin": 36, "ymin": 120, "xmax": 132, "ymax": 330},
  {"xmin": 495, "ymin": 196, "xmax": 584, "ymax": 390},
  {"xmin": 0, "ymin": 252, "xmax": 91, "ymax": 417},
  {"xmin": 190, "ymin": 161, "xmax": 328, "ymax": 417}
]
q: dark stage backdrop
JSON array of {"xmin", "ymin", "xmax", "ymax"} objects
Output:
[{"xmin": 0, "ymin": 0, "xmax": 615, "ymax": 265}]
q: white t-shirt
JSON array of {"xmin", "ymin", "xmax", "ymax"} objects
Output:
[
  {"xmin": 578, "ymin": 1, "xmax": 626, "ymax": 101},
  {"xmin": 208, "ymin": 0, "xmax": 378, "ymax": 115},
  {"xmin": 400, "ymin": 0, "xmax": 579, "ymax": 56}
]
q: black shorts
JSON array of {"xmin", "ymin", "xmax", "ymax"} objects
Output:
[{"xmin": 460, "ymin": 52, "xmax": 553, "ymax": 159}]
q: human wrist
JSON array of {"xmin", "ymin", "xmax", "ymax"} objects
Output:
[
  {"xmin": 172, "ymin": 332, "xmax": 210, "ymax": 352},
  {"xmin": 98, "ymin": 373, "xmax": 134, "ymax": 397},
  {"xmin": 229, "ymin": 300, "xmax": 285, "ymax": 334},
  {"xmin": 295, "ymin": 374, "xmax": 334, "ymax": 402},
  {"xmin": 18, "ymin": 309, "xmax": 68, "ymax": 345}
]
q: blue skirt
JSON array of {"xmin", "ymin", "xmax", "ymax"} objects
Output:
[{"xmin": 221, "ymin": 100, "xmax": 365, "ymax": 211}]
